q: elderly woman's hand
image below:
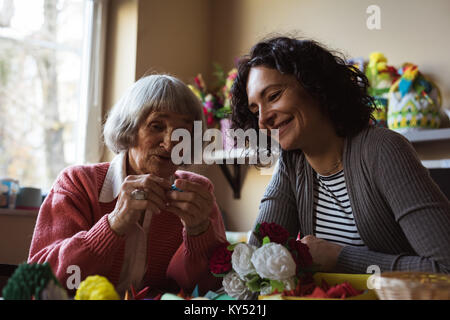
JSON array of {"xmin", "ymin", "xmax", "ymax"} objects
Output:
[
  {"xmin": 165, "ymin": 179, "xmax": 214, "ymax": 236},
  {"xmin": 108, "ymin": 174, "xmax": 172, "ymax": 236},
  {"xmin": 300, "ymin": 235, "xmax": 343, "ymax": 272}
]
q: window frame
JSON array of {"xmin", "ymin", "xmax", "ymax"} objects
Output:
[{"xmin": 77, "ymin": 0, "xmax": 109, "ymax": 164}]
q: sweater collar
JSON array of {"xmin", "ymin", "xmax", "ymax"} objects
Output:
[
  {"xmin": 99, "ymin": 152, "xmax": 127, "ymax": 203},
  {"xmin": 98, "ymin": 151, "xmax": 178, "ymax": 203}
]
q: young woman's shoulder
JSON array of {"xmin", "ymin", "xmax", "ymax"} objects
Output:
[{"xmin": 355, "ymin": 126, "xmax": 412, "ymax": 153}]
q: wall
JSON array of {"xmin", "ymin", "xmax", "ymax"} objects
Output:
[
  {"xmin": 101, "ymin": 0, "xmax": 213, "ymax": 161},
  {"xmin": 135, "ymin": 0, "xmax": 212, "ymax": 81},
  {"xmin": 0, "ymin": 212, "xmax": 37, "ymax": 265},
  {"xmin": 211, "ymin": 0, "xmax": 450, "ymax": 108},
  {"xmin": 102, "ymin": 0, "xmax": 138, "ymax": 161}
]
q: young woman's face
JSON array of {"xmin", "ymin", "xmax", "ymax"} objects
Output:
[
  {"xmin": 127, "ymin": 111, "xmax": 193, "ymax": 178},
  {"xmin": 246, "ymin": 66, "xmax": 326, "ymax": 151}
]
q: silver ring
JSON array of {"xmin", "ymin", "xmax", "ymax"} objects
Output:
[{"xmin": 131, "ymin": 189, "xmax": 148, "ymax": 200}]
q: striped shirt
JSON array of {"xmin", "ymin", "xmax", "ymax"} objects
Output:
[{"xmin": 313, "ymin": 170, "xmax": 365, "ymax": 247}]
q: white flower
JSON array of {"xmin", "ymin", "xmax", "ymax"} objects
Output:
[
  {"xmin": 231, "ymin": 243, "xmax": 257, "ymax": 279},
  {"xmin": 222, "ymin": 271, "xmax": 253, "ymax": 300},
  {"xmin": 259, "ymin": 277, "xmax": 297, "ymax": 296},
  {"xmin": 283, "ymin": 277, "xmax": 297, "ymax": 291},
  {"xmin": 40, "ymin": 280, "xmax": 68, "ymax": 300},
  {"xmin": 251, "ymin": 242, "xmax": 296, "ymax": 281}
]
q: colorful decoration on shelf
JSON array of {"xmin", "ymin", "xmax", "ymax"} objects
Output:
[
  {"xmin": 2, "ymin": 262, "xmax": 68, "ymax": 300},
  {"xmin": 364, "ymin": 52, "xmax": 399, "ymax": 128},
  {"xmin": 387, "ymin": 63, "xmax": 442, "ymax": 132},
  {"xmin": 188, "ymin": 64, "xmax": 237, "ymax": 128},
  {"xmin": 74, "ymin": 275, "xmax": 120, "ymax": 300}
]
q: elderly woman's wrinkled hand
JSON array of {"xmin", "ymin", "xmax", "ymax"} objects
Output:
[
  {"xmin": 108, "ymin": 174, "xmax": 172, "ymax": 236},
  {"xmin": 165, "ymin": 179, "xmax": 213, "ymax": 236}
]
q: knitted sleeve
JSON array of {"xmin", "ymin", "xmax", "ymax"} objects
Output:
[
  {"xmin": 248, "ymin": 152, "xmax": 300, "ymax": 247},
  {"xmin": 165, "ymin": 172, "xmax": 227, "ymax": 295},
  {"xmin": 336, "ymin": 131, "xmax": 450, "ymax": 274},
  {"xmin": 27, "ymin": 165, "xmax": 125, "ymax": 290}
]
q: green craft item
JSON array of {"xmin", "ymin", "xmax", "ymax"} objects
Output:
[{"xmin": 2, "ymin": 262, "xmax": 64, "ymax": 300}]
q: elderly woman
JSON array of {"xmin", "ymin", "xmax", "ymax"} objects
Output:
[
  {"xmin": 231, "ymin": 36, "xmax": 450, "ymax": 274},
  {"xmin": 28, "ymin": 74, "xmax": 227, "ymax": 297}
]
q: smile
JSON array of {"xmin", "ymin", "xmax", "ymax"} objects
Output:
[{"xmin": 272, "ymin": 117, "xmax": 293, "ymax": 135}]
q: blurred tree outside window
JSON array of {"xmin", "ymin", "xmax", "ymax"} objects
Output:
[{"xmin": 0, "ymin": 0, "xmax": 102, "ymax": 191}]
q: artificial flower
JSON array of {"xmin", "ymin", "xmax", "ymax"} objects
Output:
[
  {"xmin": 231, "ymin": 243, "xmax": 257, "ymax": 279},
  {"xmin": 251, "ymin": 242, "xmax": 296, "ymax": 281},
  {"xmin": 209, "ymin": 242, "xmax": 232, "ymax": 275},
  {"xmin": 259, "ymin": 277, "xmax": 297, "ymax": 295},
  {"xmin": 222, "ymin": 271, "xmax": 253, "ymax": 300},
  {"xmin": 40, "ymin": 279, "xmax": 68, "ymax": 300},
  {"xmin": 257, "ymin": 222, "xmax": 290, "ymax": 245},
  {"xmin": 287, "ymin": 238, "xmax": 313, "ymax": 272},
  {"xmin": 189, "ymin": 65, "xmax": 235, "ymax": 127},
  {"xmin": 209, "ymin": 222, "xmax": 321, "ymax": 299}
]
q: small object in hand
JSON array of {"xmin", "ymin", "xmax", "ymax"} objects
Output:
[
  {"xmin": 171, "ymin": 184, "xmax": 183, "ymax": 192},
  {"xmin": 131, "ymin": 189, "xmax": 148, "ymax": 200}
]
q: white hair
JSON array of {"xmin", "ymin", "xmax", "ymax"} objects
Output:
[{"xmin": 103, "ymin": 74, "xmax": 206, "ymax": 154}]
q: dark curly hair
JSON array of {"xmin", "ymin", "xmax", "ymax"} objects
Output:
[{"xmin": 231, "ymin": 36, "xmax": 376, "ymax": 138}]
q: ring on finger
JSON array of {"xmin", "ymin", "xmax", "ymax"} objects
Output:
[{"xmin": 131, "ymin": 189, "xmax": 148, "ymax": 200}]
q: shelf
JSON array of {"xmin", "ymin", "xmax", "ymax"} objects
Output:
[
  {"xmin": 421, "ymin": 159, "xmax": 450, "ymax": 168},
  {"xmin": 400, "ymin": 128, "xmax": 450, "ymax": 143},
  {"xmin": 204, "ymin": 148, "xmax": 279, "ymax": 199}
]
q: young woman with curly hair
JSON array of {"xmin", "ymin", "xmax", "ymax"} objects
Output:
[{"xmin": 231, "ymin": 36, "xmax": 450, "ymax": 274}]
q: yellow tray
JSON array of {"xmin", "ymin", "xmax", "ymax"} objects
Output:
[{"xmin": 259, "ymin": 273, "xmax": 378, "ymax": 300}]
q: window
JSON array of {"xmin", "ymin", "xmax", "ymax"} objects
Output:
[{"xmin": 0, "ymin": 0, "xmax": 107, "ymax": 191}]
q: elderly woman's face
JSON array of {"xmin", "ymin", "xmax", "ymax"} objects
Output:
[
  {"xmin": 246, "ymin": 66, "xmax": 327, "ymax": 151},
  {"xmin": 127, "ymin": 111, "xmax": 193, "ymax": 178}
]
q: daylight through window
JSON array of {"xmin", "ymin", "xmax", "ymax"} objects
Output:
[{"xmin": 0, "ymin": 0, "xmax": 97, "ymax": 191}]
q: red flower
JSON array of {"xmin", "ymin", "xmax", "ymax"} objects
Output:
[
  {"xmin": 258, "ymin": 222, "xmax": 290, "ymax": 245},
  {"xmin": 288, "ymin": 238, "xmax": 313, "ymax": 271},
  {"xmin": 325, "ymin": 282, "xmax": 362, "ymax": 299},
  {"xmin": 209, "ymin": 242, "xmax": 232, "ymax": 275}
]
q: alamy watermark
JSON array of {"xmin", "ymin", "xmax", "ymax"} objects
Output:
[
  {"xmin": 170, "ymin": 121, "xmax": 280, "ymax": 170},
  {"xmin": 366, "ymin": 5, "xmax": 381, "ymax": 30},
  {"xmin": 66, "ymin": 264, "xmax": 81, "ymax": 290},
  {"xmin": 366, "ymin": 264, "xmax": 381, "ymax": 290}
]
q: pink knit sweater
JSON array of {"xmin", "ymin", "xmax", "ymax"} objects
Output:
[{"xmin": 28, "ymin": 162, "xmax": 227, "ymax": 296}]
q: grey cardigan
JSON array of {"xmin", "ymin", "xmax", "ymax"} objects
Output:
[{"xmin": 249, "ymin": 127, "xmax": 450, "ymax": 274}]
